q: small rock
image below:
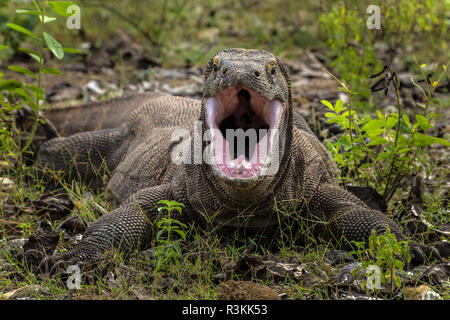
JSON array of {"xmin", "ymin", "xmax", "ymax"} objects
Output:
[
  {"xmin": 141, "ymin": 81, "xmax": 152, "ymax": 90},
  {"xmin": 0, "ymin": 177, "xmax": 14, "ymax": 191},
  {"xmin": 222, "ymin": 254, "xmax": 307, "ymax": 281},
  {"xmin": 85, "ymin": 80, "xmax": 106, "ymax": 95},
  {"xmin": 1, "ymin": 238, "xmax": 27, "ymax": 253},
  {"xmin": 105, "ymin": 82, "xmax": 119, "ymax": 91},
  {"xmin": 47, "ymin": 82, "xmax": 82, "ymax": 103},
  {"xmin": 263, "ymin": 261, "xmax": 305, "ymax": 280},
  {"xmin": 158, "ymin": 69, "xmax": 187, "ymax": 79},
  {"xmin": 130, "ymin": 286, "xmax": 155, "ymax": 300},
  {"xmin": 337, "ymin": 92, "xmax": 349, "ymax": 104},
  {"xmin": 402, "ymin": 285, "xmax": 442, "ymax": 300},
  {"xmin": 340, "ymin": 292, "xmax": 383, "ymax": 300},
  {"xmin": 160, "ymin": 83, "xmax": 201, "ymax": 96},
  {"xmin": 217, "ymin": 280, "xmax": 280, "ymax": 300},
  {"xmin": 126, "ymin": 84, "xmax": 138, "ymax": 91},
  {"xmin": 214, "ymin": 273, "xmax": 227, "ymax": 280}
]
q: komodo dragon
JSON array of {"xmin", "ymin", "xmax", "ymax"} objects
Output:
[{"xmin": 27, "ymin": 48, "xmax": 439, "ymax": 274}]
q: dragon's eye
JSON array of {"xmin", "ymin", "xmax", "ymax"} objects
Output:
[
  {"xmin": 268, "ymin": 61, "xmax": 277, "ymax": 75},
  {"xmin": 212, "ymin": 57, "xmax": 221, "ymax": 72}
]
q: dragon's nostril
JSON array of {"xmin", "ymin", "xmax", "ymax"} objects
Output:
[{"xmin": 254, "ymin": 71, "xmax": 260, "ymax": 78}]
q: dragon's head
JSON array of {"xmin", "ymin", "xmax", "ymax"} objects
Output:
[{"xmin": 199, "ymin": 48, "xmax": 293, "ymax": 189}]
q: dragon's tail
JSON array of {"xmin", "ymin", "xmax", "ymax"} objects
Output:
[
  {"xmin": 42, "ymin": 92, "xmax": 163, "ymax": 136},
  {"xmin": 13, "ymin": 92, "xmax": 163, "ymax": 162}
]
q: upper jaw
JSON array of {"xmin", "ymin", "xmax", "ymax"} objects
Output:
[{"xmin": 204, "ymin": 85, "xmax": 283, "ymax": 183}]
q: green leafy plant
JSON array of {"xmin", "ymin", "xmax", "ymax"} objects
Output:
[
  {"xmin": 153, "ymin": 200, "xmax": 187, "ymax": 273},
  {"xmin": 0, "ymin": 72, "xmax": 15, "ymax": 165},
  {"xmin": 1, "ymin": 0, "xmax": 78, "ymax": 161},
  {"xmin": 349, "ymin": 229, "xmax": 411, "ymax": 294},
  {"xmin": 322, "ymin": 62, "xmax": 449, "ymax": 202},
  {"xmin": 318, "ymin": 0, "xmax": 447, "ymax": 108}
]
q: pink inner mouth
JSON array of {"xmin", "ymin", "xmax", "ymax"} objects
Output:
[{"xmin": 206, "ymin": 86, "xmax": 282, "ymax": 179}]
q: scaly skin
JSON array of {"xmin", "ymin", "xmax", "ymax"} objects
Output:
[{"xmin": 31, "ymin": 49, "xmax": 438, "ymax": 274}]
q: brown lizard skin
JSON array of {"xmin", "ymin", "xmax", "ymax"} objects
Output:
[{"xmin": 31, "ymin": 49, "xmax": 437, "ymax": 274}]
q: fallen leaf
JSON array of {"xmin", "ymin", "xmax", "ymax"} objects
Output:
[
  {"xmin": 23, "ymin": 224, "xmax": 59, "ymax": 256},
  {"xmin": 30, "ymin": 194, "xmax": 74, "ymax": 220},
  {"xmin": 0, "ymin": 288, "xmax": 20, "ymax": 300}
]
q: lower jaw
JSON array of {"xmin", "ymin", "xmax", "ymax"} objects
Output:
[
  {"xmin": 207, "ymin": 127, "xmax": 279, "ymax": 183},
  {"xmin": 211, "ymin": 167, "xmax": 265, "ymax": 185},
  {"xmin": 205, "ymin": 92, "xmax": 283, "ymax": 182},
  {"xmin": 210, "ymin": 153, "xmax": 275, "ymax": 184},
  {"xmin": 209, "ymin": 168, "xmax": 271, "ymax": 196}
]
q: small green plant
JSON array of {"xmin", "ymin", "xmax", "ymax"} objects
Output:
[
  {"xmin": 349, "ymin": 228, "xmax": 411, "ymax": 294},
  {"xmin": 153, "ymin": 200, "xmax": 187, "ymax": 273},
  {"xmin": 318, "ymin": 0, "xmax": 447, "ymax": 108},
  {"xmin": 1, "ymin": 0, "xmax": 78, "ymax": 161},
  {"xmin": 322, "ymin": 62, "xmax": 449, "ymax": 202},
  {"xmin": 318, "ymin": 2, "xmax": 380, "ymax": 102},
  {"xmin": 0, "ymin": 85, "xmax": 15, "ymax": 165}
]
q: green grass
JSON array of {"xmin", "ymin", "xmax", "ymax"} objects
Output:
[
  {"xmin": 1, "ymin": 0, "xmax": 446, "ymax": 68},
  {"xmin": 0, "ymin": 165, "xmax": 448, "ymax": 300}
]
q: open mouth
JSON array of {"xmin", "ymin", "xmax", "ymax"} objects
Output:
[{"xmin": 206, "ymin": 86, "xmax": 282, "ymax": 180}]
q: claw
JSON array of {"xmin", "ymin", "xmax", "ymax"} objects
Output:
[
  {"xmin": 410, "ymin": 246, "xmax": 426, "ymax": 265},
  {"xmin": 410, "ymin": 244, "xmax": 442, "ymax": 266},
  {"xmin": 38, "ymin": 256, "xmax": 53, "ymax": 274},
  {"xmin": 423, "ymin": 245, "xmax": 442, "ymax": 263},
  {"xmin": 49, "ymin": 260, "xmax": 68, "ymax": 277}
]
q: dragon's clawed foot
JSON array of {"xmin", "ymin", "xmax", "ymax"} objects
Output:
[
  {"xmin": 409, "ymin": 243, "xmax": 442, "ymax": 266},
  {"xmin": 24, "ymin": 242, "xmax": 111, "ymax": 278}
]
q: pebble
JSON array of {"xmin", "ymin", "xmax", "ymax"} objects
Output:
[
  {"xmin": 217, "ymin": 280, "xmax": 280, "ymax": 300},
  {"xmin": 0, "ymin": 177, "xmax": 14, "ymax": 191},
  {"xmin": 402, "ymin": 285, "xmax": 442, "ymax": 300}
]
